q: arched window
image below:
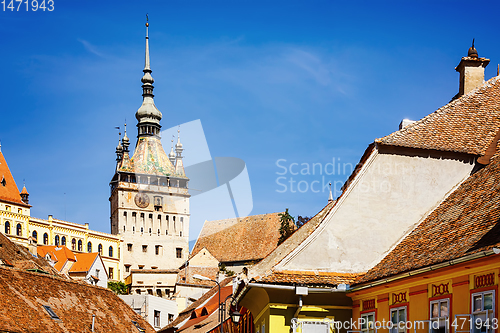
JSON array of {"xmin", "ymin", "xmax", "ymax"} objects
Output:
[
  {"xmin": 16, "ymin": 223, "xmax": 22, "ymax": 236},
  {"xmin": 72, "ymin": 238, "xmax": 76, "ymax": 250},
  {"xmin": 78, "ymin": 240, "xmax": 82, "ymax": 251},
  {"xmin": 61, "ymin": 236, "xmax": 66, "ymax": 246},
  {"xmin": 43, "ymin": 233, "xmax": 49, "ymax": 245},
  {"xmin": 141, "ymin": 227, "xmax": 144, "ymax": 233},
  {"xmin": 98, "ymin": 244, "xmax": 103, "ymax": 255},
  {"xmin": 55, "ymin": 235, "xmax": 60, "ymax": 246},
  {"xmin": 32, "ymin": 230, "xmax": 37, "ymax": 243},
  {"xmin": 4, "ymin": 221, "xmax": 10, "ymax": 234},
  {"xmin": 108, "ymin": 246, "xmax": 113, "ymax": 257},
  {"xmin": 87, "ymin": 241, "xmax": 92, "ymax": 253}
]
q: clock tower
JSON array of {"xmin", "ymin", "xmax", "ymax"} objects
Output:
[{"xmin": 109, "ymin": 21, "xmax": 190, "ymax": 287}]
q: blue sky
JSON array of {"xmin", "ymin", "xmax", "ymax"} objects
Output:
[{"xmin": 2, "ymin": 0, "xmax": 500, "ymax": 241}]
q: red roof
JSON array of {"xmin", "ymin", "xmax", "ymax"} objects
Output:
[
  {"xmin": 191, "ymin": 212, "xmax": 284, "ymax": 263},
  {"xmin": 37, "ymin": 246, "xmax": 76, "ymax": 272},
  {"xmin": 376, "ymin": 76, "xmax": 500, "ymax": 155},
  {"xmin": 0, "ymin": 151, "xmax": 29, "ymax": 207},
  {"xmin": 258, "ymin": 270, "xmax": 360, "ymax": 287},
  {"xmin": 70, "ymin": 252, "xmax": 99, "ymax": 273}
]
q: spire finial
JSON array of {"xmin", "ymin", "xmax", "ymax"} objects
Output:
[
  {"xmin": 497, "ymin": 64, "xmax": 499, "ymax": 76},
  {"xmin": 468, "ymin": 38, "xmax": 478, "ymax": 58},
  {"xmin": 328, "ymin": 182, "xmax": 333, "ymax": 202},
  {"xmin": 144, "ymin": 14, "xmax": 150, "ymax": 71}
]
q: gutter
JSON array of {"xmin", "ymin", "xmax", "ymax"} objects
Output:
[
  {"xmin": 247, "ymin": 282, "xmax": 347, "ymax": 293},
  {"xmin": 232, "ymin": 282, "xmax": 347, "ymax": 307},
  {"xmin": 350, "ymin": 248, "xmax": 500, "ymax": 292}
]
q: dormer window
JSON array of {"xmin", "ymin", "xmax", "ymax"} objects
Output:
[
  {"xmin": 1, "ymin": 176, "xmax": 5, "ymax": 187},
  {"xmin": 42, "ymin": 305, "xmax": 60, "ymax": 320}
]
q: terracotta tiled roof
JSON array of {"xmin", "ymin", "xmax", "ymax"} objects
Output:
[
  {"xmin": 0, "ymin": 267, "xmax": 154, "ymax": 332},
  {"xmin": 258, "ymin": 270, "xmax": 360, "ymax": 287},
  {"xmin": 0, "ymin": 152, "xmax": 29, "ymax": 207},
  {"xmin": 177, "ymin": 266, "xmax": 219, "ymax": 287},
  {"xmin": 0, "ymin": 232, "xmax": 60, "ymax": 275},
  {"xmin": 249, "ymin": 201, "xmax": 335, "ymax": 280},
  {"xmin": 0, "ymin": 232, "xmax": 154, "ymax": 331},
  {"xmin": 70, "ymin": 252, "xmax": 99, "ymax": 273},
  {"xmin": 191, "ymin": 213, "xmax": 284, "ymax": 263},
  {"xmin": 356, "ymin": 153, "xmax": 500, "ymax": 285},
  {"xmin": 158, "ymin": 278, "xmax": 232, "ymax": 333},
  {"xmin": 37, "ymin": 245, "xmax": 76, "ymax": 272},
  {"xmin": 197, "ymin": 217, "xmax": 240, "ymax": 239},
  {"xmin": 376, "ymin": 76, "xmax": 500, "ymax": 155}
]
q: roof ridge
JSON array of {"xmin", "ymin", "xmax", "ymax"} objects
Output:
[{"xmin": 376, "ymin": 75, "xmax": 500, "ymax": 153}]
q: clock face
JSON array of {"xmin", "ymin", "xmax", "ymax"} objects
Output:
[{"xmin": 134, "ymin": 193, "xmax": 150, "ymax": 208}]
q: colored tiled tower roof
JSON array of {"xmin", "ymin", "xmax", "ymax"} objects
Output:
[
  {"xmin": 0, "ymin": 151, "xmax": 30, "ymax": 207},
  {"xmin": 120, "ymin": 136, "xmax": 177, "ymax": 177}
]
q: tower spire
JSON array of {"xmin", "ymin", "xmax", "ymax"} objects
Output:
[
  {"xmin": 175, "ymin": 128, "xmax": 186, "ymax": 176},
  {"xmin": 169, "ymin": 136, "xmax": 176, "ymax": 165},
  {"xmin": 122, "ymin": 122, "xmax": 130, "ymax": 152},
  {"xmin": 135, "ymin": 16, "xmax": 162, "ymax": 137}
]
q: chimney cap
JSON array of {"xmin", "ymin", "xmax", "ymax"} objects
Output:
[{"xmin": 468, "ymin": 38, "xmax": 478, "ymax": 58}]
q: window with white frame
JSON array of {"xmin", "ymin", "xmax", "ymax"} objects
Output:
[
  {"xmin": 472, "ymin": 291, "xmax": 495, "ymax": 333},
  {"xmin": 430, "ymin": 298, "xmax": 449, "ymax": 333},
  {"xmin": 391, "ymin": 306, "xmax": 407, "ymax": 333},
  {"xmin": 361, "ymin": 312, "xmax": 375, "ymax": 333}
]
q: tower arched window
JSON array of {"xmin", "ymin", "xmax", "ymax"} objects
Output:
[
  {"xmin": 109, "ymin": 246, "xmax": 113, "ymax": 257},
  {"xmin": 87, "ymin": 241, "xmax": 92, "ymax": 253},
  {"xmin": 78, "ymin": 240, "xmax": 82, "ymax": 251},
  {"xmin": 32, "ymin": 230, "xmax": 37, "ymax": 243},
  {"xmin": 43, "ymin": 233, "xmax": 49, "ymax": 245},
  {"xmin": 141, "ymin": 227, "xmax": 144, "ymax": 233},
  {"xmin": 98, "ymin": 244, "xmax": 103, "ymax": 255},
  {"xmin": 72, "ymin": 238, "xmax": 76, "ymax": 250},
  {"xmin": 4, "ymin": 221, "xmax": 10, "ymax": 234},
  {"xmin": 16, "ymin": 223, "xmax": 22, "ymax": 237},
  {"xmin": 55, "ymin": 235, "xmax": 60, "ymax": 246},
  {"xmin": 61, "ymin": 236, "xmax": 66, "ymax": 246}
]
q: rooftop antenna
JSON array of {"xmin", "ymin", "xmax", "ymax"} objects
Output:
[{"xmin": 328, "ymin": 182, "xmax": 333, "ymax": 202}]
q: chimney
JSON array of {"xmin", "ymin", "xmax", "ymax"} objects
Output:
[
  {"xmin": 399, "ymin": 119, "xmax": 415, "ymax": 130},
  {"xmin": 455, "ymin": 40, "xmax": 490, "ymax": 97}
]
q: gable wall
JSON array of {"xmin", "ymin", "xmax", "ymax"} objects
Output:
[{"xmin": 278, "ymin": 147, "xmax": 475, "ymax": 273}]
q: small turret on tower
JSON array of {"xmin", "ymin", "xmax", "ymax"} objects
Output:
[
  {"xmin": 175, "ymin": 129, "xmax": 186, "ymax": 176},
  {"xmin": 169, "ymin": 136, "xmax": 176, "ymax": 165},
  {"xmin": 20, "ymin": 182, "xmax": 29, "ymax": 205},
  {"xmin": 115, "ymin": 129, "xmax": 123, "ymax": 170}
]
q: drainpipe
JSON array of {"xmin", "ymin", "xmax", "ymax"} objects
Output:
[
  {"xmin": 293, "ymin": 296, "xmax": 303, "ymax": 319},
  {"xmin": 91, "ymin": 314, "xmax": 95, "ymax": 332}
]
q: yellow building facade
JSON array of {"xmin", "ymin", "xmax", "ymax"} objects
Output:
[{"xmin": 350, "ymin": 253, "xmax": 500, "ymax": 333}]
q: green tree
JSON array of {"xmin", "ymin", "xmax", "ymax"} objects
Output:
[
  {"xmin": 108, "ymin": 281, "xmax": 128, "ymax": 295},
  {"xmin": 296, "ymin": 216, "xmax": 311, "ymax": 228},
  {"xmin": 278, "ymin": 208, "xmax": 295, "ymax": 245}
]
